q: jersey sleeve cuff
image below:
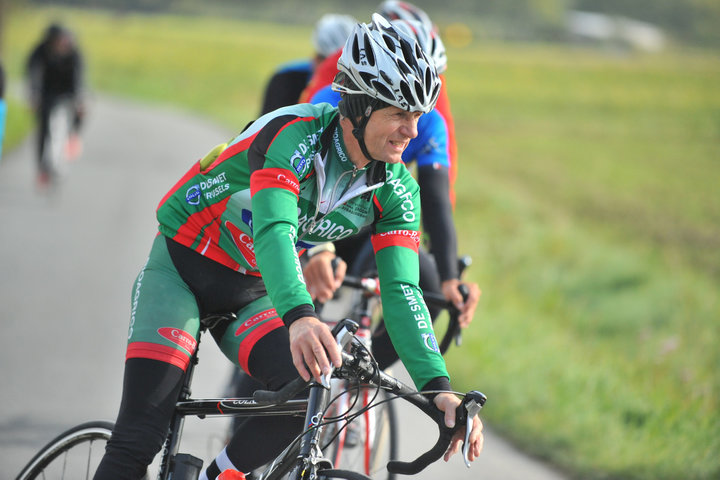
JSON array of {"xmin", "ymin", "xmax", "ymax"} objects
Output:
[
  {"xmin": 282, "ymin": 304, "xmax": 319, "ymax": 328},
  {"xmin": 421, "ymin": 376, "xmax": 452, "ymax": 399}
]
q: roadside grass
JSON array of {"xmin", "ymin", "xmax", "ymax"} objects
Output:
[
  {"xmin": 2, "ymin": 97, "xmax": 33, "ymax": 156},
  {"xmin": 5, "ymin": 7, "xmax": 719, "ymax": 480}
]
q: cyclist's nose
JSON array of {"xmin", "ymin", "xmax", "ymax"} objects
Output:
[{"xmin": 400, "ymin": 118, "xmax": 419, "ymax": 139}]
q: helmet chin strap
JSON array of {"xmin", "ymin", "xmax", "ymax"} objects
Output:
[{"xmin": 349, "ymin": 100, "xmax": 382, "ymax": 164}]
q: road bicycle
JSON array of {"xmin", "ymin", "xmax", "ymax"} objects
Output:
[{"xmin": 15, "ymin": 317, "xmax": 486, "ymax": 480}]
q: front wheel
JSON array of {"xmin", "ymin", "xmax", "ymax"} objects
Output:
[
  {"xmin": 15, "ymin": 420, "xmax": 114, "ymax": 480},
  {"xmin": 324, "ymin": 387, "xmax": 398, "ymax": 480}
]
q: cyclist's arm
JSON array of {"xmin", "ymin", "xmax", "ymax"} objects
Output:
[
  {"xmin": 247, "ymin": 113, "xmax": 327, "ymax": 326},
  {"xmin": 412, "ymin": 111, "xmax": 481, "ymax": 325},
  {"xmin": 417, "ymin": 164, "xmax": 458, "ymax": 282},
  {"xmin": 252, "ymin": 183, "xmax": 342, "ymax": 382},
  {"xmin": 303, "ymin": 247, "xmax": 346, "ymax": 303},
  {"xmin": 250, "ymin": 172, "xmax": 316, "ymax": 327},
  {"xmin": 371, "ymin": 167, "xmax": 450, "ymax": 392},
  {"xmin": 248, "ymin": 107, "xmax": 342, "ymax": 382},
  {"xmin": 411, "ymin": 109, "xmax": 459, "ymax": 283}
]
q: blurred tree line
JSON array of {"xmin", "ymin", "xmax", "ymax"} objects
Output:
[{"xmin": 8, "ymin": 0, "xmax": 720, "ymax": 48}]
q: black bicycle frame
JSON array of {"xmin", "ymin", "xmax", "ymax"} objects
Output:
[{"xmin": 156, "ymin": 328, "xmax": 310, "ymax": 479}]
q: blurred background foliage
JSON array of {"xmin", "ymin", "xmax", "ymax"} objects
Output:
[{"xmin": 4, "ymin": 0, "xmax": 720, "ymax": 48}]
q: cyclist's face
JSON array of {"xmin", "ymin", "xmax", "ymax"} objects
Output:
[{"xmin": 364, "ymin": 106, "xmax": 421, "ymax": 164}]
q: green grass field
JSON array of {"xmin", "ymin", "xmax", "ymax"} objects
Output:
[{"xmin": 5, "ymin": 6, "xmax": 719, "ymax": 480}]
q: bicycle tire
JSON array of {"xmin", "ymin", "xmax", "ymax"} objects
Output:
[
  {"xmin": 318, "ymin": 469, "xmax": 372, "ymax": 480},
  {"xmin": 325, "ymin": 388, "xmax": 398, "ymax": 480},
  {"xmin": 15, "ymin": 420, "xmax": 114, "ymax": 480}
]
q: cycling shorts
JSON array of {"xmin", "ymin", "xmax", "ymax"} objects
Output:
[{"xmin": 125, "ymin": 234, "xmax": 285, "ymax": 374}]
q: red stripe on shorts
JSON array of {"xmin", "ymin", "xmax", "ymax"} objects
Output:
[
  {"xmin": 126, "ymin": 342, "xmax": 192, "ymax": 371},
  {"xmin": 237, "ymin": 318, "xmax": 285, "ymax": 374}
]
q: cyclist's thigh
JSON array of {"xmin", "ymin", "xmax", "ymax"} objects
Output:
[
  {"xmin": 126, "ymin": 234, "xmax": 201, "ymax": 371},
  {"xmin": 218, "ymin": 296, "xmax": 296, "ymax": 389}
]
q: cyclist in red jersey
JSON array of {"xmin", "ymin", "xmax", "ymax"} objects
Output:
[{"xmin": 93, "ymin": 15, "xmax": 482, "ymax": 480}]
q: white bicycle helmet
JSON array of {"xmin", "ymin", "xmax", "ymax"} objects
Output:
[
  {"xmin": 391, "ymin": 18, "xmax": 447, "ymax": 74},
  {"xmin": 333, "ymin": 13, "xmax": 441, "ymax": 114},
  {"xmin": 377, "ymin": 1, "xmax": 434, "ymax": 31},
  {"xmin": 312, "ymin": 14, "xmax": 358, "ymax": 59}
]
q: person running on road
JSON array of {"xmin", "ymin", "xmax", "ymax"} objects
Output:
[
  {"xmin": 26, "ymin": 23, "xmax": 86, "ymax": 187},
  {"xmin": 93, "ymin": 14, "xmax": 483, "ymax": 480}
]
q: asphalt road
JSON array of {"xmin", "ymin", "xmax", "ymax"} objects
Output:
[{"xmin": 0, "ymin": 96, "xmax": 568, "ymax": 480}]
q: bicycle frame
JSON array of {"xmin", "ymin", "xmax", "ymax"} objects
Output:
[
  {"xmin": 16, "ymin": 318, "xmax": 485, "ymax": 480},
  {"xmin": 156, "ymin": 319, "xmax": 360, "ymax": 480},
  {"xmin": 156, "ymin": 327, "xmax": 309, "ymax": 479}
]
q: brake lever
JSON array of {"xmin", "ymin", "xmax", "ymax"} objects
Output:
[
  {"xmin": 323, "ymin": 319, "xmax": 359, "ymax": 388},
  {"xmin": 461, "ymin": 391, "xmax": 487, "ymax": 468}
]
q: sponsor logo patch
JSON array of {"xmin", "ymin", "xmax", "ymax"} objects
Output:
[
  {"xmin": 422, "ymin": 333, "xmax": 440, "ymax": 353},
  {"xmin": 234, "ymin": 308, "xmax": 279, "ymax": 336},
  {"xmin": 291, "ymin": 151, "xmax": 309, "ymax": 176},
  {"xmin": 225, "ymin": 221, "xmax": 257, "ymax": 268},
  {"xmin": 185, "ymin": 185, "xmax": 201, "ymax": 205},
  {"xmin": 157, "ymin": 327, "xmax": 197, "ymax": 355}
]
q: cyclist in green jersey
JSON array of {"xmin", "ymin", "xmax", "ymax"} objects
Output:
[{"xmin": 94, "ymin": 15, "xmax": 482, "ymax": 480}]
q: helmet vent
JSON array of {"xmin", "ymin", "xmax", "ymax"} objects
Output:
[
  {"xmin": 399, "ymin": 40, "xmax": 414, "ymax": 65},
  {"xmin": 400, "ymin": 82, "xmax": 414, "ymax": 107},
  {"xmin": 414, "ymin": 80, "xmax": 425, "ymax": 104},
  {"xmin": 352, "ymin": 38, "xmax": 361, "ymax": 64},
  {"xmin": 382, "ymin": 34, "xmax": 396, "ymax": 52},
  {"xmin": 372, "ymin": 80, "xmax": 394, "ymax": 101},
  {"xmin": 363, "ymin": 34, "xmax": 376, "ymax": 66},
  {"xmin": 397, "ymin": 60, "xmax": 412, "ymax": 76},
  {"xmin": 359, "ymin": 71, "xmax": 376, "ymax": 87},
  {"xmin": 379, "ymin": 70, "xmax": 393, "ymax": 84}
]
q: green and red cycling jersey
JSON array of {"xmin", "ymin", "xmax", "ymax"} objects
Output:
[{"xmin": 156, "ymin": 102, "xmax": 448, "ymax": 390}]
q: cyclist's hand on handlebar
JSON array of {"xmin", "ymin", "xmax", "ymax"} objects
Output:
[
  {"xmin": 434, "ymin": 392, "xmax": 484, "ymax": 463},
  {"xmin": 288, "ymin": 316, "xmax": 343, "ymax": 383},
  {"xmin": 441, "ymin": 279, "xmax": 481, "ymax": 328},
  {"xmin": 303, "ymin": 252, "xmax": 347, "ymax": 303}
]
